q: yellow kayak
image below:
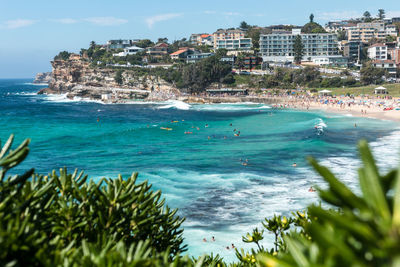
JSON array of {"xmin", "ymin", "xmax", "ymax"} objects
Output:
[{"xmin": 160, "ymin": 127, "xmax": 173, "ymax": 131}]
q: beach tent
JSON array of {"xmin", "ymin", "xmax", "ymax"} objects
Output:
[
  {"xmin": 374, "ymin": 86, "xmax": 387, "ymax": 94},
  {"xmin": 319, "ymin": 90, "xmax": 332, "ymax": 96}
]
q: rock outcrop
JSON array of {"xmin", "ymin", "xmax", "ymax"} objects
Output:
[
  {"xmin": 40, "ymin": 56, "xmax": 180, "ymax": 102},
  {"xmin": 33, "ymin": 72, "xmax": 52, "ymax": 84}
]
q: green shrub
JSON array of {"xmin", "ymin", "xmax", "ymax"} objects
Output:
[{"xmin": 0, "ymin": 135, "xmax": 186, "ymax": 266}]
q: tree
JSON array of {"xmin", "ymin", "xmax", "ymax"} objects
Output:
[
  {"xmin": 309, "ymin": 13, "xmax": 314, "ymax": 23},
  {"xmin": 115, "ymin": 70, "xmax": 124, "ymax": 85},
  {"xmin": 337, "ymin": 29, "xmax": 347, "ymax": 41},
  {"xmin": 90, "ymin": 41, "xmax": 96, "ymax": 49},
  {"xmin": 363, "ymin": 11, "xmax": 372, "ymax": 22},
  {"xmin": 293, "ymin": 35, "xmax": 304, "ymax": 64},
  {"xmin": 378, "ymin": 9, "xmax": 385, "ymax": 20},
  {"xmin": 54, "ymin": 51, "xmax": 71, "ymax": 61},
  {"xmin": 157, "ymin": 37, "xmax": 168, "ymax": 44},
  {"xmin": 240, "ymin": 21, "xmax": 251, "ymax": 30},
  {"xmin": 136, "ymin": 39, "xmax": 154, "ymax": 48},
  {"xmin": 360, "ymin": 63, "xmax": 385, "ymax": 85}
]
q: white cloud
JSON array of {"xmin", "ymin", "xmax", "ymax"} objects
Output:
[
  {"xmin": 1, "ymin": 19, "xmax": 37, "ymax": 29},
  {"xmin": 51, "ymin": 18, "xmax": 78, "ymax": 24},
  {"xmin": 316, "ymin": 11, "xmax": 361, "ymax": 21},
  {"xmin": 145, "ymin": 13, "xmax": 182, "ymax": 29},
  {"xmin": 84, "ymin": 17, "xmax": 128, "ymax": 26},
  {"xmin": 222, "ymin": 12, "xmax": 241, "ymax": 16},
  {"xmin": 204, "ymin": 10, "xmax": 216, "ymax": 14}
]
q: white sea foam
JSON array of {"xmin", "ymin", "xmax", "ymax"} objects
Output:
[
  {"xmin": 157, "ymin": 100, "xmax": 191, "ymax": 110},
  {"xmin": 43, "ymin": 94, "xmax": 105, "ymax": 104},
  {"xmin": 192, "ymin": 103, "xmax": 271, "ymax": 112}
]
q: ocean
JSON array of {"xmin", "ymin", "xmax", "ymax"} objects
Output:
[{"xmin": 1, "ymin": 78, "xmax": 399, "ymax": 261}]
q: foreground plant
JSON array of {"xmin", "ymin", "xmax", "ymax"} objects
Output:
[
  {"xmin": 259, "ymin": 140, "xmax": 400, "ymax": 267},
  {"xmin": 0, "ymin": 135, "xmax": 190, "ymax": 266}
]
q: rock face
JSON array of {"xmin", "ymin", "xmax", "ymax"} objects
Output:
[
  {"xmin": 42, "ymin": 57, "xmax": 180, "ymax": 102},
  {"xmin": 33, "ymin": 72, "xmax": 52, "ymax": 84}
]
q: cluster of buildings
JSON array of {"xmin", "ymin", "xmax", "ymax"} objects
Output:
[
  {"xmin": 325, "ymin": 18, "xmax": 400, "ymax": 76},
  {"xmin": 103, "ymin": 16, "xmax": 400, "ymax": 75}
]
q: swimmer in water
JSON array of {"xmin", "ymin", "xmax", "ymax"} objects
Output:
[
  {"xmin": 308, "ymin": 186, "xmax": 316, "ymax": 192},
  {"xmin": 354, "ymin": 123, "xmax": 357, "ymax": 127},
  {"xmin": 205, "ymin": 124, "xmax": 209, "ymax": 128},
  {"xmin": 292, "ymin": 163, "xmax": 297, "ymax": 167},
  {"xmin": 212, "ymin": 236, "xmax": 215, "ymax": 242},
  {"xmin": 203, "ymin": 238, "xmax": 207, "ymax": 242}
]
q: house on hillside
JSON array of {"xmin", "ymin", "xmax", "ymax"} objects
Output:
[
  {"xmin": 186, "ymin": 52, "xmax": 214, "ymax": 63},
  {"xmin": 147, "ymin": 43, "xmax": 169, "ymax": 58},
  {"xmin": 170, "ymin": 48, "xmax": 196, "ymax": 60},
  {"xmin": 113, "ymin": 46, "xmax": 144, "ymax": 57},
  {"xmin": 371, "ymin": 59, "xmax": 397, "ymax": 77}
]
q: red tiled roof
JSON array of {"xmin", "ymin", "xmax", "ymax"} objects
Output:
[
  {"xmin": 154, "ymin": 43, "xmax": 169, "ymax": 48},
  {"xmin": 200, "ymin": 34, "xmax": 211, "ymax": 38},
  {"xmin": 170, "ymin": 49, "xmax": 188, "ymax": 56}
]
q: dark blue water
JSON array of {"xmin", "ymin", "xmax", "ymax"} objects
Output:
[{"xmin": 1, "ymin": 78, "xmax": 399, "ymax": 260}]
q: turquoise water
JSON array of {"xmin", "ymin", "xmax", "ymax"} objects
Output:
[{"xmin": 1, "ymin": 79, "xmax": 399, "ymax": 261}]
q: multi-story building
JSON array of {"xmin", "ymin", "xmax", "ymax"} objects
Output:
[
  {"xmin": 189, "ymin": 34, "xmax": 214, "ymax": 46},
  {"xmin": 389, "ymin": 48, "xmax": 400, "ymax": 66},
  {"xmin": 215, "ymin": 38, "xmax": 252, "ymax": 51},
  {"xmin": 368, "ymin": 44, "xmax": 388, "ymax": 60},
  {"xmin": 259, "ymin": 29, "xmax": 339, "ymax": 63},
  {"xmin": 347, "ymin": 21, "xmax": 398, "ymax": 43},
  {"xmin": 343, "ymin": 41, "xmax": 364, "ymax": 62},
  {"xmin": 213, "ymin": 29, "xmax": 246, "ymax": 49}
]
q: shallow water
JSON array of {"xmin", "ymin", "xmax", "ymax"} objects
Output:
[{"xmin": 1, "ymin": 79, "xmax": 399, "ymax": 261}]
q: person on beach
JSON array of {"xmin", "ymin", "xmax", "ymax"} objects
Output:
[{"xmin": 212, "ymin": 236, "xmax": 215, "ymax": 242}]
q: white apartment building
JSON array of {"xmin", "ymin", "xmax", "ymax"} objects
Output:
[
  {"xmin": 213, "ymin": 29, "xmax": 246, "ymax": 49},
  {"xmin": 367, "ymin": 44, "xmax": 388, "ymax": 60},
  {"xmin": 259, "ymin": 29, "xmax": 339, "ymax": 63}
]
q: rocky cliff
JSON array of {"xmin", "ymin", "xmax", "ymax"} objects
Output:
[
  {"xmin": 33, "ymin": 72, "xmax": 52, "ymax": 84},
  {"xmin": 39, "ymin": 57, "xmax": 180, "ymax": 102}
]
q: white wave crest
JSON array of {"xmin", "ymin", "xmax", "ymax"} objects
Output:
[{"xmin": 158, "ymin": 100, "xmax": 191, "ymax": 110}]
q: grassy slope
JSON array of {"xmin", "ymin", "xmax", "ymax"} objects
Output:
[{"xmin": 311, "ymin": 83, "xmax": 400, "ymax": 97}]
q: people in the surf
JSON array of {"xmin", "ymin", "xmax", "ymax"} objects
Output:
[
  {"xmin": 308, "ymin": 186, "xmax": 316, "ymax": 192},
  {"xmin": 292, "ymin": 163, "xmax": 297, "ymax": 167},
  {"xmin": 203, "ymin": 238, "xmax": 207, "ymax": 242},
  {"xmin": 212, "ymin": 236, "xmax": 215, "ymax": 242}
]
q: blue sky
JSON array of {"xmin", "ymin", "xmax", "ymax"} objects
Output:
[{"xmin": 1, "ymin": 0, "xmax": 399, "ymax": 78}]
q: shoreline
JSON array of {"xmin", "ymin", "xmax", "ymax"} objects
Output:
[{"xmin": 36, "ymin": 90, "xmax": 400, "ymax": 123}]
